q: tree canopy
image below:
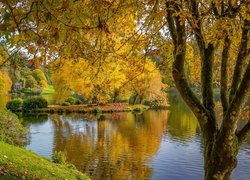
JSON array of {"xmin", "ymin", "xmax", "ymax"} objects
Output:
[{"xmin": 0, "ymin": 0, "xmax": 249, "ymax": 179}]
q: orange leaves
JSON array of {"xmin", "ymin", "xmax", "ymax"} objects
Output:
[{"xmin": 27, "ymin": 45, "xmax": 36, "ymax": 54}]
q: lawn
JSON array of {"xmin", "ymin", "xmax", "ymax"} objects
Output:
[
  {"xmin": 0, "ymin": 141, "xmax": 89, "ymax": 180},
  {"xmin": 41, "ymin": 85, "xmax": 55, "ymax": 105}
]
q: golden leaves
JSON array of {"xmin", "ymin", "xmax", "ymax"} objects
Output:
[{"xmin": 27, "ymin": 45, "xmax": 36, "ymax": 54}]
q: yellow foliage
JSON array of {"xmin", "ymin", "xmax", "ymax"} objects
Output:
[
  {"xmin": 0, "ymin": 71, "xmax": 12, "ymax": 95},
  {"xmin": 51, "ymin": 55, "xmax": 159, "ymax": 104},
  {"xmin": 0, "ymin": 71, "xmax": 12, "ymax": 108},
  {"xmin": 39, "ymin": 80, "xmax": 48, "ymax": 88}
]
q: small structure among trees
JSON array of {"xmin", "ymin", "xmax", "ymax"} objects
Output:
[{"xmin": 13, "ymin": 82, "xmax": 22, "ymax": 90}]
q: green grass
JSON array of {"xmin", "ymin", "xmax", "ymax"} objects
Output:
[
  {"xmin": 0, "ymin": 141, "xmax": 90, "ymax": 180},
  {"xmin": 41, "ymin": 85, "xmax": 55, "ymax": 105}
]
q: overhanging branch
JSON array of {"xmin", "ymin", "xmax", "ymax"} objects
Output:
[{"xmin": 237, "ymin": 121, "xmax": 250, "ymax": 145}]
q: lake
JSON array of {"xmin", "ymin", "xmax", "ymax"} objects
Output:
[{"xmin": 23, "ymin": 99, "xmax": 250, "ymax": 180}]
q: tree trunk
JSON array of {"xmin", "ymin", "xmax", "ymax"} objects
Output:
[
  {"xmin": 113, "ymin": 90, "xmax": 119, "ymax": 103},
  {"xmin": 165, "ymin": 2, "xmax": 250, "ymax": 180},
  {"xmin": 133, "ymin": 94, "xmax": 138, "ymax": 105},
  {"xmin": 204, "ymin": 133, "xmax": 239, "ymax": 180}
]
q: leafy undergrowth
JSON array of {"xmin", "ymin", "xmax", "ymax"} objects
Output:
[
  {"xmin": 0, "ymin": 141, "xmax": 90, "ymax": 180},
  {"xmin": 0, "ymin": 109, "xmax": 26, "ymax": 146}
]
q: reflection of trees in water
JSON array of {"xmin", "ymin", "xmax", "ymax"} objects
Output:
[
  {"xmin": 22, "ymin": 114, "xmax": 49, "ymax": 125},
  {"xmin": 49, "ymin": 111, "xmax": 168, "ymax": 180},
  {"xmin": 167, "ymin": 93, "xmax": 199, "ymax": 142},
  {"xmin": 22, "ymin": 114, "xmax": 49, "ymax": 145}
]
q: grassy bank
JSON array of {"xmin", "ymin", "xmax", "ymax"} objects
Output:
[
  {"xmin": 0, "ymin": 141, "xmax": 89, "ymax": 179},
  {"xmin": 28, "ymin": 103, "xmax": 150, "ymax": 114},
  {"xmin": 41, "ymin": 85, "xmax": 55, "ymax": 105}
]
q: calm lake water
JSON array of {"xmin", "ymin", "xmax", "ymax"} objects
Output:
[{"xmin": 23, "ymin": 99, "xmax": 250, "ymax": 180}]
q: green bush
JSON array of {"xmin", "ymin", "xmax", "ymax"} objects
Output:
[
  {"xmin": 66, "ymin": 97, "xmax": 77, "ymax": 105},
  {"xmin": 25, "ymin": 75, "xmax": 38, "ymax": 88},
  {"xmin": 32, "ymin": 69, "xmax": 47, "ymax": 83},
  {"xmin": 0, "ymin": 109, "xmax": 26, "ymax": 146},
  {"xmin": 61, "ymin": 102, "xmax": 70, "ymax": 106},
  {"xmin": 52, "ymin": 151, "xmax": 67, "ymax": 164},
  {"xmin": 75, "ymin": 99, "xmax": 82, "ymax": 105},
  {"xmin": 133, "ymin": 107, "xmax": 143, "ymax": 112},
  {"xmin": 6, "ymin": 98, "xmax": 23, "ymax": 111},
  {"xmin": 93, "ymin": 108, "xmax": 102, "ymax": 114},
  {"xmin": 39, "ymin": 80, "xmax": 48, "ymax": 88},
  {"xmin": 22, "ymin": 96, "xmax": 48, "ymax": 111}
]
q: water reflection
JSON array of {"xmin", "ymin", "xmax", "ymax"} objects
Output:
[
  {"xmin": 167, "ymin": 97, "xmax": 199, "ymax": 142},
  {"xmin": 23, "ymin": 100, "xmax": 250, "ymax": 179},
  {"xmin": 46, "ymin": 111, "xmax": 168, "ymax": 180}
]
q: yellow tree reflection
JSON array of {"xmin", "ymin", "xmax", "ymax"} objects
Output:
[{"xmin": 50, "ymin": 111, "xmax": 168, "ymax": 179}]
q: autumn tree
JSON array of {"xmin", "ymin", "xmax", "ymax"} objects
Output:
[
  {"xmin": 165, "ymin": 0, "xmax": 250, "ymax": 179},
  {"xmin": 0, "ymin": 0, "xmax": 249, "ymax": 179}
]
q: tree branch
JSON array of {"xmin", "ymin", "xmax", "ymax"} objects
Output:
[
  {"xmin": 188, "ymin": 0, "xmax": 216, "ymax": 120},
  {"xmin": 229, "ymin": 19, "xmax": 250, "ymax": 102},
  {"xmin": 201, "ymin": 44, "xmax": 216, "ymax": 113},
  {"xmin": 166, "ymin": 1, "xmax": 210, "ymax": 133},
  {"xmin": 211, "ymin": 1, "xmax": 220, "ymax": 18},
  {"xmin": 221, "ymin": 62, "xmax": 250, "ymax": 137},
  {"xmin": 188, "ymin": 0, "xmax": 205, "ymax": 52},
  {"xmin": 220, "ymin": 35, "xmax": 231, "ymax": 114},
  {"xmin": 237, "ymin": 121, "xmax": 250, "ymax": 145},
  {"xmin": 166, "ymin": 1, "xmax": 177, "ymax": 46}
]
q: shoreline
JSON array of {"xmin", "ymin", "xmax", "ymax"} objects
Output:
[{"xmin": 23, "ymin": 103, "xmax": 153, "ymax": 114}]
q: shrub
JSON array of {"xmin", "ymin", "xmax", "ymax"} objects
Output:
[
  {"xmin": 6, "ymin": 98, "xmax": 23, "ymax": 111},
  {"xmin": 32, "ymin": 69, "xmax": 47, "ymax": 83},
  {"xmin": 93, "ymin": 108, "xmax": 102, "ymax": 114},
  {"xmin": 39, "ymin": 80, "xmax": 48, "ymax": 88},
  {"xmin": 31, "ymin": 88, "xmax": 42, "ymax": 95},
  {"xmin": 52, "ymin": 151, "xmax": 67, "ymax": 164},
  {"xmin": 75, "ymin": 99, "xmax": 82, "ymax": 105},
  {"xmin": 133, "ymin": 107, "xmax": 143, "ymax": 112},
  {"xmin": 23, "ymin": 96, "xmax": 48, "ymax": 111},
  {"xmin": 0, "ymin": 109, "xmax": 26, "ymax": 146},
  {"xmin": 66, "ymin": 97, "xmax": 77, "ymax": 105},
  {"xmin": 25, "ymin": 75, "xmax": 38, "ymax": 88},
  {"xmin": 61, "ymin": 102, "xmax": 70, "ymax": 106}
]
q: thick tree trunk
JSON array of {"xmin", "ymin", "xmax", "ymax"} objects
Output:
[
  {"xmin": 204, "ymin": 151, "xmax": 237, "ymax": 180},
  {"xmin": 166, "ymin": 2, "xmax": 250, "ymax": 180},
  {"xmin": 204, "ymin": 133, "xmax": 239, "ymax": 180}
]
